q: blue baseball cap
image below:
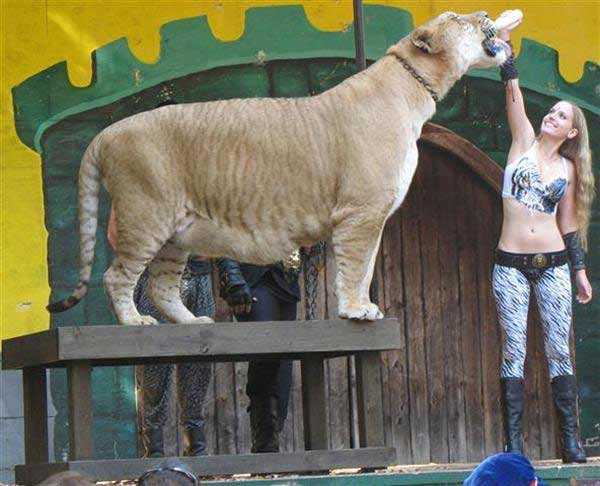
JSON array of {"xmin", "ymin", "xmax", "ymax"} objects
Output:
[{"xmin": 463, "ymin": 453, "xmax": 548, "ymax": 486}]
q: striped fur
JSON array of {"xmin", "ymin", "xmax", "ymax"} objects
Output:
[{"xmin": 48, "ymin": 11, "xmax": 509, "ymax": 325}]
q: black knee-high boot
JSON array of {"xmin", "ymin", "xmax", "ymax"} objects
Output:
[
  {"xmin": 501, "ymin": 377, "xmax": 525, "ymax": 455},
  {"xmin": 249, "ymin": 395, "xmax": 280, "ymax": 453},
  {"xmin": 551, "ymin": 375, "xmax": 587, "ymax": 463}
]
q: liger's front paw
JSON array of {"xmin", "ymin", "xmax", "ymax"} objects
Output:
[
  {"xmin": 120, "ymin": 315, "xmax": 159, "ymax": 326},
  {"xmin": 184, "ymin": 316, "xmax": 215, "ymax": 324},
  {"xmin": 339, "ymin": 303, "xmax": 384, "ymax": 321}
]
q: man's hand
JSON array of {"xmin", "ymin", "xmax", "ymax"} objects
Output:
[
  {"xmin": 217, "ymin": 259, "xmax": 254, "ymax": 315},
  {"xmin": 223, "ymin": 281, "xmax": 253, "ymax": 315}
]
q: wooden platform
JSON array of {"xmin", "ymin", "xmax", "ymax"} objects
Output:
[
  {"xmin": 3, "ymin": 319, "xmax": 401, "ymax": 484},
  {"xmin": 16, "ymin": 458, "xmax": 598, "ymax": 485}
]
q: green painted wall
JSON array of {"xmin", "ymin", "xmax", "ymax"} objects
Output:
[{"xmin": 12, "ymin": 5, "xmax": 600, "ymax": 461}]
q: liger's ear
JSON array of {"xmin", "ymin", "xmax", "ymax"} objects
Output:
[{"xmin": 411, "ymin": 25, "xmax": 438, "ymax": 54}]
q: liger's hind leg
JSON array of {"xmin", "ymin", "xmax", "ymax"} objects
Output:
[
  {"xmin": 103, "ymin": 198, "xmax": 173, "ymax": 326},
  {"xmin": 104, "ymin": 257, "xmax": 158, "ymax": 326},
  {"xmin": 147, "ymin": 240, "xmax": 213, "ymax": 324}
]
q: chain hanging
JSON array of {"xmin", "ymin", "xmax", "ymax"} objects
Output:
[{"xmin": 302, "ymin": 242, "xmax": 325, "ymax": 320}]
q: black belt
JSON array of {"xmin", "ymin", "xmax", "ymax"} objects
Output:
[{"xmin": 495, "ymin": 249, "xmax": 568, "ymax": 270}]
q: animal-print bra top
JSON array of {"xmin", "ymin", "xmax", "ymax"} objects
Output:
[{"xmin": 502, "ymin": 144, "xmax": 569, "ymax": 215}]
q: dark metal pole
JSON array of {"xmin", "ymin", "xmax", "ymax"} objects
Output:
[
  {"xmin": 353, "ymin": 0, "xmax": 366, "ymax": 71},
  {"xmin": 350, "ymin": 0, "xmax": 367, "ymax": 450}
]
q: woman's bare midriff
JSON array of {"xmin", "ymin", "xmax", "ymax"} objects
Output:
[{"xmin": 497, "ymin": 199, "xmax": 566, "ymax": 253}]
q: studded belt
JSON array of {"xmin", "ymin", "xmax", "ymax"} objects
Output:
[{"xmin": 495, "ymin": 249, "xmax": 568, "ymax": 271}]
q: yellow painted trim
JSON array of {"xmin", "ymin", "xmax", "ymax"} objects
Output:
[{"xmin": 1, "ymin": 1, "xmax": 598, "ymax": 343}]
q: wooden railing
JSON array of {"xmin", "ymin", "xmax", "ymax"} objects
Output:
[{"xmin": 2, "ymin": 318, "xmax": 401, "ymax": 484}]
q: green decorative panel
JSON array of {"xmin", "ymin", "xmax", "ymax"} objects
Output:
[{"xmin": 12, "ymin": 4, "xmax": 600, "ymax": 461}]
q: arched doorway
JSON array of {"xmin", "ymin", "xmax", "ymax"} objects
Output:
[{"xmin": 293, "ymin": 123, "xmax": 560, "ymax": 463}]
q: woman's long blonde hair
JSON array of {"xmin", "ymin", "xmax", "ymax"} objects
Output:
[{"xmin": 558, "ymin": 102, "xmax": 595, "ymax": 250}]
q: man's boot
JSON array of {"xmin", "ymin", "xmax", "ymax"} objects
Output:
[
  {"xmin": 500, "ymin": 377, "xmax": 525, "ymax": 455},
  {"xmin": 184, "ymin": 424, "xmax": 207, "ymax": 456},
  {"xmin": 249, "ymin": 395, "xmax": 279, "ymax": 453},
  {"xmin": 141, "ymin": 427, "xmax": 164, "ymax": 458},
  {"xmin": 551, "ymin": 375, "xmax": 587, "ymax": 463}
]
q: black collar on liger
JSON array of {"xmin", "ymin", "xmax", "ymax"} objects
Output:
[{"xmin": 387, "ymin": 52, "xmax": 440, "ymax": 103}]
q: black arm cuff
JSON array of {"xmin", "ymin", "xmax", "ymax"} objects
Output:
[
  {"xmin": 500, "ymin": 41, "xmax": 518, "ymax": 82},
  {"xmin": 216, "ymin": 258, "xmax": 246, "ymax": 296},
  {"xmin": 563, "ymin": 232, "xmax": 586, "ymax": 271}
]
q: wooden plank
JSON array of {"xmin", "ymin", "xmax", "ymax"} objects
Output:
[
  {"xmin": 380, "ymin": 211, "xmax": 412, "ymax": 464},
  {"xmin": 15, "ymin": 457, "xmax": 600, "ymax": 486},
  {"xmin": 2, "ymin": 330, "xmax": 58, "ymax": 369},
  {"xmin": 204, "ymin": 363, "xmax": 218, "ymax": 456},
  {"xmin": 401, "ymin": 160, "xmax": 431, "ymax": 464},
  {"xmin": 67, "ymin": 361, "xmax": 94, "ymax": 460},
  {"xmin": 455, "ymin": 166, "xmax": 486, "ymax": 462},
  {"xmin": 473, "ymin": 181, "xmax": 503, "ymax": 456},
  {"xmin": 356, "ymin": 351, "xmax": 385, "ymax": 447},
  {"xmin": 46, "ymin": 320, "xmax": 401, "ymax": 365},
  {"xmin": 302, "ymin": 356, "xmax": 328, "ymax": 450},
  {"xmin": 234, "ymin": 361, "xmax": 251, "ymax": 453},
  {"xmin": 14, "ymin": 447, "xmax": 397, "ymax": 484},
  {"xmin": 22, "ymin": 367, "xmax": 49, "ymax": 464},
  {"xmin": 291, "ymin": 360, "xmax": 305, "ymax": 451},
  {"xmin": 538, "ymin": 374, "xmax": 557, "ymax": 459},
  {"xmin": 418, "ymin": 148, "xmax": 449, "ymax": 464},
  {"xmin": 214, "ymin": 362, "xmax": 237, "ymax": 454},
  {"xmin": 524, "ymin": 303, "xmax": 543, "ymax": 460},
  {"xmin": 372, "ymin": 250, "xmax": 392, "ymax": 450},
  {"xmin": 435, "ymin": 152, "xmax": 468, "ymax": 463},
  {"xmin": 324, "ymin": 245, "xmax": 351, "ymax": 450}
]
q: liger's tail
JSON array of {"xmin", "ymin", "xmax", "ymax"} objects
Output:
[{"xmin": 47, "ymin": 138, "xmax": 102, "ymax": 313}]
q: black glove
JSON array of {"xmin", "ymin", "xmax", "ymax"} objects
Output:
[
  {"xmin": 563, "ymin": 232, "xmax": 586, "ymax": 271},
  {"xmin": 500, "ymin": 40, "xmax": 518, "ymax": 82},
  {"xmin": 216, "ymin": 258, "xmax": 253, "ymax": 313}
]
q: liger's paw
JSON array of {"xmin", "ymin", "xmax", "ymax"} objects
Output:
[
  {"xmin": 184, "ymin": 316, "xmax": 215, "ymax": 324},
  {"xmin": 120, "ymin": 315, "xmax": 159, "ymax": 326},
  {"xmin": 339, "ymin": 303, "xmax": 384, "ymax": 321}
]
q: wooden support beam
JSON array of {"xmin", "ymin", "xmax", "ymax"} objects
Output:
[
  {"xmin": 67, "ymin": 361, "xmax": 94, "ymax": 460},
  {"xmin": 22, "ymin": 367, "xmax": 48, "ymax": 464},
  {"xmin": 356, "ymin": 351, "xmax": 385, "ymax": 447},
  {"xmin": 302, "ymin": 356, "xmax": 328, "ymax": 450}
]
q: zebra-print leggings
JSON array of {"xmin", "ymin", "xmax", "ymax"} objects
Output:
[{"xmin": 492, "ymin": 262, "xmax": 574, "ymax": 379}]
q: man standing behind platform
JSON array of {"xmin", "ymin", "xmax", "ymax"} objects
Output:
[{"xmin": 217, "ymin": 251, "xmax": 301, "ymax": 452}]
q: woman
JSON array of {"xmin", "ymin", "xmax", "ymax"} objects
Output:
[{"xmin": 493, "ymin": 27, "xmax": 594, "ymax": 464}]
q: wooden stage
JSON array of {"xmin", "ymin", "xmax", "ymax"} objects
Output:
[{"xmin": 87, "ymin": 459, "xmax": 600, "ymax": 485}]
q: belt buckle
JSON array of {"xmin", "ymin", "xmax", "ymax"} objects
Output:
[{"xmin": 532, "ymin": 253, "xmax": 547, "ymax": 268}]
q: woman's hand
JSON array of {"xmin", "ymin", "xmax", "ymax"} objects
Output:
[
  {"xmin": 575, "ymin": 270, "xmax": 593, "ymax": 304},
  {"xmin": 498, "ymin": 29, "xmax": 511, "ymax": 42}
]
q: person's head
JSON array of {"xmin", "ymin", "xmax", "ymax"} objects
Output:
[
  {"xmin": 540, "ymin": 100, "xmax": 595, "ymax": 250},
  {"xmin": 138, "ymin": 458, "xmax": 199, "ymax": 486},
  {"xmin": 463, "ymin": 453, "xmax": 547, "ymax": 486},
  {"xmin": 37, "ymin": 471, "xmax": 94, "ymax": 486}
]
